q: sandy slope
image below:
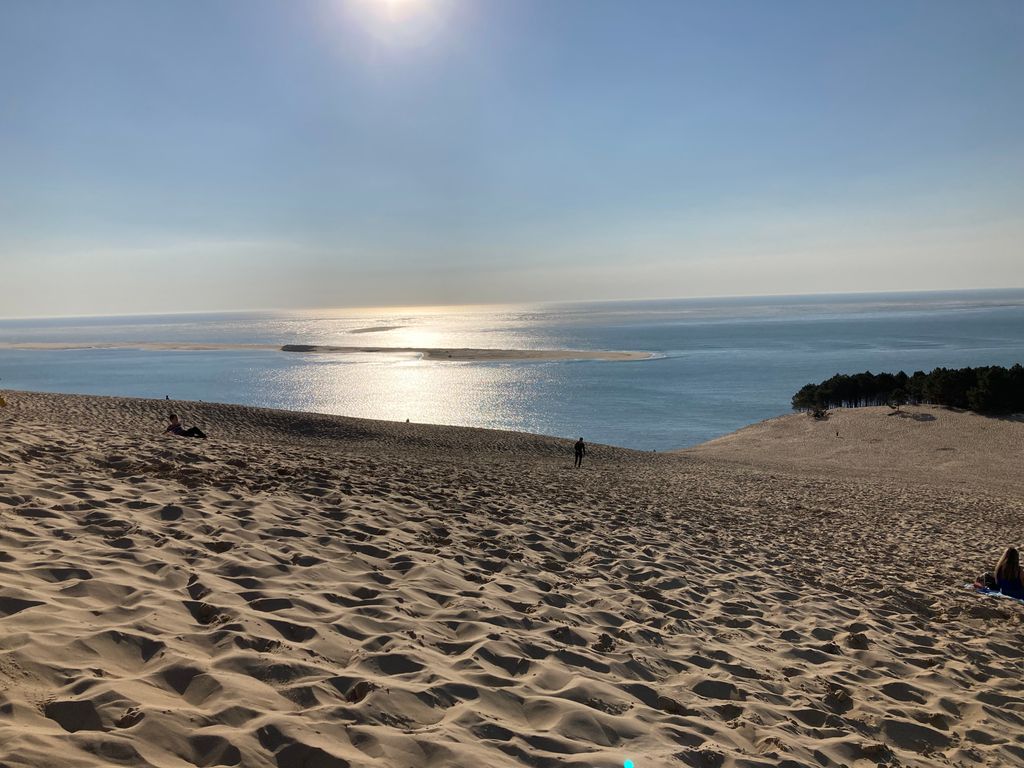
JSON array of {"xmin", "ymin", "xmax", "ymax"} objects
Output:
[
  {"xmin": 0, "ymin": 392, "xmax": 1022, "ymax": 768},
  {"xmin": 682, "ymin": 405, "xmax": 1024, "ymax": 497}
]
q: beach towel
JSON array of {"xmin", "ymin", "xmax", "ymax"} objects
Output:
[{"xmin": 969, "ymin": 583, "xmax": 1024, "ymax": 605}]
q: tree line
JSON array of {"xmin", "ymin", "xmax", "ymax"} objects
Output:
[{"xmin": 792, "ymin": 364, "xmax": 1024, "ymax": 415}]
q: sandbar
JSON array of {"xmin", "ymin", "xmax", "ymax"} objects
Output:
[
  {"xmin": 0, "ymin": 340, "xmax": 652, "ymax": 361},
  {"xmin": 280, "ymin": 344, "xmax": 652, "ymax": 361}
]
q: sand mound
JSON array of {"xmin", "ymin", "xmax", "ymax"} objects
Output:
[
  {"xmin": 1, "ymin": 392, "xmax": 1022, "ymax": 767},
  {"xmin": 682, "ymin": 405, "xmax": 1024, "ymax": 496}
]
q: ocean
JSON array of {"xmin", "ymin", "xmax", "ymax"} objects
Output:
[{"xmin": 2, "ymin": 289, "xmax": 1023, "ymax": 450}]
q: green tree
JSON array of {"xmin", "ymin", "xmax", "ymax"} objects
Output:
[{"xmin": 889, "ymin": 388, "xmax": 907, "ymax": 412}]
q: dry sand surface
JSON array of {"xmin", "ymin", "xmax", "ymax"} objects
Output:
[
  {"xmin": 1, "ymin": 392, "xmax": 1023, "ymax": 768},
  {"xmin": 682, "ymin": 405, "xmax": 1024, "ymax": 497}
]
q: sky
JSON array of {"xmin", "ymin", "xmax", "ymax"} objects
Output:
[{"xmin": 1, "ymin": 0, "xmax": 1022, "ymax": 317}]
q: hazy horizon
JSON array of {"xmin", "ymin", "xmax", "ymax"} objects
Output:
[
  {"xmin": 3, "ymin": 285, "xmax": 1023, "ymax": 323},
  {"xmin": 3, "ymin": 0, "xmax": 1023, "ymax": 317}
]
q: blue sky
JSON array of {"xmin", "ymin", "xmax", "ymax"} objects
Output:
[{"xmin": 1, "ymin": 0, "xmax": 1022, "ymax": 316}]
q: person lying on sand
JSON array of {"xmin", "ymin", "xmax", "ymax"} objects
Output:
[{"xmin": 163, "ymin": 413, "xmax": 207, "ymax": 439}]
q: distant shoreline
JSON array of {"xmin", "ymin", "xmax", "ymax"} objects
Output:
[{"xmin": 0, "ymin": 341, "xmax": 653, "ymax": 362}]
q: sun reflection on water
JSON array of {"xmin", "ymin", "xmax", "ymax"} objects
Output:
[
  {"xmin": 274, "ymin": 354, "xmax": 540, "ymax": 430},
  {"xmin": 265, "ymin": 304, "xmax": 547, "ymax": 351}
]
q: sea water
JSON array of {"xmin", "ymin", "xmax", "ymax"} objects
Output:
[{"xmin": 1, "ymin": 289, "xmax": 1023, "ymax": 450}]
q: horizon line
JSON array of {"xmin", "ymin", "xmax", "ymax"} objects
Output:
[{"xmin": 2, "ymin": 285, "xmax": 1022, "ymax": 322}]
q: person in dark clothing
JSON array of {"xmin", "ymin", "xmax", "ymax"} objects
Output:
[
  {"xmin": 574, "ymin": 437, "xmax": 586, "ymax": 468},
  {"xmin": 164, "ymin": 413, "xmax": 207, "ymax": 439},
  {"xmin": 994, "ymin": 546, "xmax": 1024, "ymax": 597}
]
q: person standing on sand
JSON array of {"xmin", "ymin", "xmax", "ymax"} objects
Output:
[{"xmin": 574, "ymin": 437, "xmax": 586, "ymax": 468}]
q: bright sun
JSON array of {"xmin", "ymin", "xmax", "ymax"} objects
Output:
[
  {"xmin": 377, "ymin": 0, "xmax": 423, "ymax": 21},
  {"xmin": 342, "ymin": 0, "xmax": 447, "ymax": 47}
]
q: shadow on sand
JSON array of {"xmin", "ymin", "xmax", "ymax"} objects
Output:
[
  {"xmin": 888, "ymin": 406, "xmax": 1024, "ymax": 424},
  {"xmin": 887, "ymin": 410, "xmax": 936, "ymax": 422}
]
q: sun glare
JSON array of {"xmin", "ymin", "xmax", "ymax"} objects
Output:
[
  {"xmin": 341, "ymin": 0, "xmax": 452, "ymax": 48},
  {"xmin": 379, "ymin": 0, "xmax": 421, "ymax": 17},
  {"xmin": 357, "ymin": 0, "xmax": 429, "ymax": 25}
]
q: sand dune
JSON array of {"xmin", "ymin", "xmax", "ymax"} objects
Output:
[
  {"xmin": 682, "ymin": 405, "xmax": 1024, "ymax": 496},
  {"xmin": 1, "ymin": 392, "xmax": 1022, "ymax": 767}
]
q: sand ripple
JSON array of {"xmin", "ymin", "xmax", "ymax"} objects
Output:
[{"xmin": 0, "ymin": 392, "xmax": 1022, "ymax": 767}]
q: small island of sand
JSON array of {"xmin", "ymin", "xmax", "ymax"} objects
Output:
[
  {"xmin": 0, "ymin": 341, "xmax": 652, "ymax": 362},
  {"xmin": 280, "ymin": 344, "xmax": 652, "ymax": 361},
  {"xmin": 0, "ymin": 393, "xmax": 1021, "ymax": 767}
]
